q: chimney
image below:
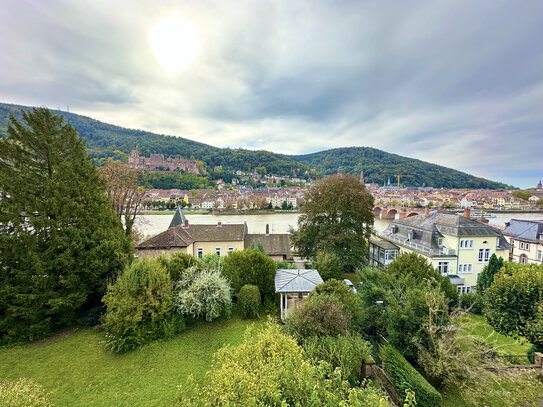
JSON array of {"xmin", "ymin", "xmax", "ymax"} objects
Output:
[
  {"xmin": 424, "ymin": 207, "xmax": 430, "ymax": 215},
  {"xmin": 464, "ymin": 208, "xmax": 470, "ymax": 219},
  {"xmin": 184, "ymin": 219, "xmax": 189, "ymax": 227},
  {"xmin": 217, "ymin": 221, "xmax": 222, "ymax": 228}
]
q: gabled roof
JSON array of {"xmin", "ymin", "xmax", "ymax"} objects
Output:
[
  {"xmin": 245, "ymin": 234, "xmax": 291, "ymax": 255},
  {"xmin": 168, "ymin": 206, "xmax": 186, "ymax": 229},
  {"xmin": 136, "ymin": 223, "xmax": 247, "ymax": 250},
  {"xmin": 136, "ymin": 226, "xmax": 193, "ymax": 249},
  {"xmin": 275, "ymin": 269, "xmax": 323, "ymax": 293},
  {"xmin": 502, "ymin": 219, "xmax": 543, "ymax": 243}
]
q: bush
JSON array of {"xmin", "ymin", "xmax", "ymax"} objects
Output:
[
  {"xmin": 302, "ymin": 334, "xmax": 372, "ymax": 384},
  {"xmin": 176, "ymin": 269, "xmax": 232, "ymax": 322},
  {"xmin": 178, "ymin": 322, "xmax": 388, "ymax": 406},
  {"xmin": 0, "ymin": 378, "xmax": 53, "ymax": 407},
  {"xmin": 314, "ymin": 250, "xmax": 343, "ymax": 281},
  {"xmin": 458, "ymin": 292, "xmax": 483, "ymax": 314},
  {"xmin": 310, "ymin": 279, "xmax": 364, "ymax": 329},
  {"xmin": 163, "ymin": 253, "xmax": 199, "ymax": 281},
  {"xmin": 102, "ymin": 258, "xmax": 176, "ymax": 353},
  {"xmin": 222, "ymin": 248, "xmax": 276, "ymax": 300},
  {"xmin": 238, "ymin": 285, "xmax": 260, "ymax": 319},
  {"xmin": 275, "ymin": 260, "xmax": 298, "ymax": 269},
  {"xmin": 379, "ymin": 344, "xmax": 442, "ymax": 407},
  {"xmin": 284, "ymin": 294, "xmax": 350, "ymax": 340},
  {"xmin": 200, "ymin": 254, "xmax": 222, "ymax": 271}
]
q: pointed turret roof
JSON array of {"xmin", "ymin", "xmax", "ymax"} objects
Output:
[{"xmin": 168, "ymin": 206, "xmax": 186, "ymax": 229}]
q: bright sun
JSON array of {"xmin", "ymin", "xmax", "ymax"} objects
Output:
[{"xmin": 150, "ymin": 16, "xmax": 201, "ymax": 74}]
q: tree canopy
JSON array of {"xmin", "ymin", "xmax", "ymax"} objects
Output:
[
  {"xmin": 0, "ymin": 108, "xmax": 130, "ymax": 343},
  {"xmin": 291, "ymin": 174, "xmax": 374, "ymax": 272}
]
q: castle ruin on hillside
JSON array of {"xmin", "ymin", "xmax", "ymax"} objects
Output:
[{"xmin": 128, "ymin": 150, "xmax": 202, "ymax": 174}]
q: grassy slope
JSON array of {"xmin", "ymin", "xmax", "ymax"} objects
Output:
[
  {"xmin": 441, "ymin": 313, "xmax": 537, "ymax": 407},
  {"xmin": 0, "ymin": 316, "xmax": 264, "ymax": 407}
]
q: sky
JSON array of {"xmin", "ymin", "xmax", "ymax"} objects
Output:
[{"xmin": 1, "ymin": 0, "xmax": 542, "ymax": 188}]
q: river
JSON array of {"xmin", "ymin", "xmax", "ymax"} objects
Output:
[{"xmin": 135, "ymin": 211, "xmax": 543, "ymax": 239}]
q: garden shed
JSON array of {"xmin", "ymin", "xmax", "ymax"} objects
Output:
[{"xmin": 275, "ymin": 269, "xmax": 323, "ymax": 319}]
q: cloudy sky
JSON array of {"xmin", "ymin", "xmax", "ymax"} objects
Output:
[{"xmin": 1, "ymin": 0, "xmax": 542, "ymax": 187}]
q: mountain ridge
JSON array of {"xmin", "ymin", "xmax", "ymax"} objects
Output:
[{"xmin": 0, "ymin": 102, "xmax": 511, "ymax": 189}]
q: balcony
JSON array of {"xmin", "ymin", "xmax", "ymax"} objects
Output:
[{"xmin": 379, "ymin": 233, "xmax": 456, "ymax": 257}]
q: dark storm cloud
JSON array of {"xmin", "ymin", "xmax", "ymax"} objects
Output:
[{"xmin": 0, "ymin": 0, "xmax": 542, "ymax": 187}]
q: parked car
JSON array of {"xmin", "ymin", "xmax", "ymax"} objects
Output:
[{"xmin": 343, "ymin": 279, "xmax": 357, "ymax": 293}]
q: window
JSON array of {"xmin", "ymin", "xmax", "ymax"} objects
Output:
[
  {"xmin": 437, "ymin": 238, "xmax": 444, "ymax": 248},
  {"xmin": 438, "ymin": 261, "xmax": 450, "ymax": 275},
  {"xmin": 458, "ymin": 264, "xmax": 473, "ymax": 273},
  {"xmin": 197, "ymin": 248, "xmax": 203, "ymax": 259},
  {"xmin": 538, "ymin": 250, "xmax": 542, "ymax": 261},
  {"xmin": 457, "ymin": 286, "xmax": 472, "ymax": 295},
  {"xmin": 460, "ymin": 239, "xmax": 474, "ymax": 249},
  {"xmin": 478, "ymin": 248, "xmax": 491, "ymax": 262},
  {"xmin": 519, "ymin": 254, "xmax": 528, "ymax": 264},
  {"xmin": 227, "ymin": 247, "xmax": 234, "ymax": 253},
  {"xmin": 520, "ymin": 242, "xmax": 525, "ymax": 249},
  {"xmin": 525, "ymin": 243, "xmax": 530, "ymax": 251},
  {"xmin": 385, "ymin": 250, "xmax": 397, "ymax": 262},
  {"xmin": 215, "ymin": 247, "xmax": 222, "ymax": 256}
]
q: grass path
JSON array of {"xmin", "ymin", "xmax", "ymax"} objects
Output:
[{"xmin": 0, "ymin": 316, "xmax": 264, "ymax": 407}]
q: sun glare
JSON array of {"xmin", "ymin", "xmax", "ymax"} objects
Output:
[{"xmin": 150, "ymin": 16, "xmax": 201, "ymax": 74}]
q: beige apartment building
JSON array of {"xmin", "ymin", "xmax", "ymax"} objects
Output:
[{"xmin": 376, "ymin": 210, "xmax": 511, "ymax": 294}]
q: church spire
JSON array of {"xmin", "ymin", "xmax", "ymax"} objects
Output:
[{"xmin": 169, "ymin": 206, "xmax": 187, "ymax": 229}]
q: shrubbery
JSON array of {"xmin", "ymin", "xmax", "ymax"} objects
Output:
[
  {"xmin": 310, "ymin": 279, "xmax": 364, "ymax": 329},
  {"xmin": 178, "ymin": 322, "xmax": 388, "ymax": 406},
  {"xmin": 222, "ymin": 248, "xmax": 276, "ymax": 300},
  {"xmin": 379, "ymin": 344, "xmax": 441, "ymax": 407},
  {"xmin": 238, "ymin": 285, "xmax": 260, "ymax": 319},
  {"xmin": 458, "ymin": 292, "xmax": 483, "ymax": 314},
  {"xmin": 284, "ymin": 294, "xmax": 350, "ymax": 340},
  {"xmin": 0, "ymin": 378, "xmax": 53, "ymax": 407},
  {"xmin": 302, "ymin": 334, "xmax": 372, "ymax": 384},
  {"xmin": 162, "ymin": 252, "xmax": 198, "ymax": 281},
  {"xmin": 102, "ymin": 258, "xmax": 183, "ymax": 353},
  {"xmin": 175, "ymin": 268, "xmax": 232, "ymax": 322},
  {"xmin": 314, "ymin": 250, "xmax": 343, "ymax": 281}
]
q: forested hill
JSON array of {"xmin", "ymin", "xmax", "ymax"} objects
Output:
[
  {"xmin": 289, "ymin": 147, "xmax": 510, "ymax": 189},
  {"xmin": 1, "ymin": 103, "xmax": 510, "ymax": 188},
  {"xmin": 0, "ymin": 103, "xmax": 305, "ymax": 176}
]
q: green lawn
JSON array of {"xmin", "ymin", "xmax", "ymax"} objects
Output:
[
  {"xmin": 0, "ymin": 316, "xmax": 264, "ymax": 407},
  {"xmin": 455, "ymin": 313, "xmax": 531, "ymax": 355}
]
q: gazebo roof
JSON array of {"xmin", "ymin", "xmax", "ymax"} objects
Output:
[{"xmin": 275, "ymin": 269, "xmax": 323, "ymax": 293}]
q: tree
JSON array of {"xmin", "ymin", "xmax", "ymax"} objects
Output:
[
  {"xmin": 238, "ymin": 284, "xmax": 261, "ymax": 319},
  {"xmin": 476, "ymin": 253, "xmax": 504, "ymax": 293},
  {"xmin": 99, "ymin": 159, "xmax": 145, "ymax": 237},
  {"xmin": 314, "ymin": 250, "xmax": 343, "ymax": 281},
  {"xmin": 221, "ymin": 248, "xmax": 276, "ymax": 300},
  {"xmin": 175, "ymin": 268, "xmax": 232, "ymax": 322},
  {"xmin": 290, "ymin": 174, "xmax": 374, "ymax": 272},
  {"xmin": 310, "ymin": 279, "xmax": 364, "ymax": 329},
  {"xmin": 0, "ymin": 108, "xmax": 129, "ymax": 344},
  {"xmin": 484, "ymin": 262, "xmax": 543, "ymax": 348},
  {"xmin": 511, "ymin": 190, "xmax": 532, "ymax": 201},
  {"xmin": 102, "ymin": 258, "xmax": 180, "ymax": 353}
]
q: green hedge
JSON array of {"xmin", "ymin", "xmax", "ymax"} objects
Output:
[
  {"xmin": 379, "ymin": 344, "xmax": 441, "ymax": 407},
  {"xmin": 238, "ymin": 285, "xmax": 260, "ymax": 319}
]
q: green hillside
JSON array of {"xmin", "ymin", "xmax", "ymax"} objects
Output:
[
  {"xmin": 1, "ymin": 102, "xmax": 510, "ymax": 188},
  {"xmin": 0, "ymin": 103, "xmax": 305, "ymax": 176},
  {"xmin": 289, "ymin": 147, "xmax": 510, "ymax": 189}
]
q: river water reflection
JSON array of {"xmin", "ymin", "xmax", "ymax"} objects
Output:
[{"xmin": 135, "ymin": 211, "xmax": 543, "ymax": 240}]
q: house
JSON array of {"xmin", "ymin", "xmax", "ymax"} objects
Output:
[
  {"xmin": 378, "ymin": 209, "xmax": 511, "ymax": 294},
  {"xmin": 275, "ymin": 269, "xmax": 323, "ymax": 319},
  {"xmin": 135, "ymin": 208, "xmax": 246, "ymax": 258},
  {"xmin": 502, "ymin": 219, "xmax": 543, "ymax": 264},
  {"xmin": 244, "ymin": 234, "xmax": 291, "ymax": 260}
]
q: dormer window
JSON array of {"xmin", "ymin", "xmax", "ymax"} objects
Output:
[{"xmin": 437, "ymin": 238, "xmax": 444, "ymax": 248}]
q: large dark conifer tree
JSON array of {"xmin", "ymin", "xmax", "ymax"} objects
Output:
[{"xmin": 0, "ymin": 108, "xmax": 129, "ymax": 343}]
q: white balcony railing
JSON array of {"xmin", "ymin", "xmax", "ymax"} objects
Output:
[{"xmin": 379, "ymin": 233, "xmax": 456, "ymax": 257}]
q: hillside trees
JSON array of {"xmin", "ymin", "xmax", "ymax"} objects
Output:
[
  {"xmin": 290, "ymin": 174, "xmax": 374, "ymax": 272},
  {"xmin": 0, "ymin": 108, "xmax": 130, "ymax": 343}
]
